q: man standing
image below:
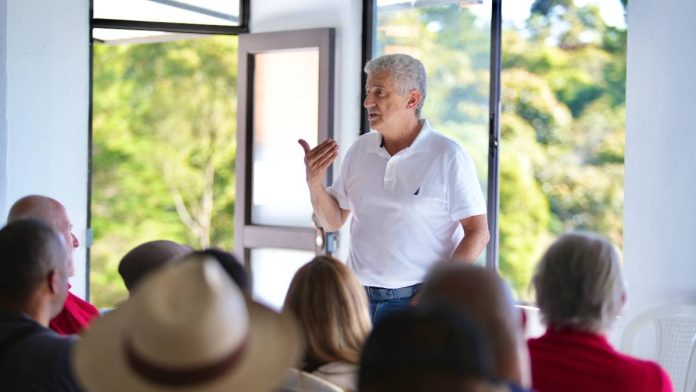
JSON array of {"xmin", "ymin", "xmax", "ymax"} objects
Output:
[
  {"xmin": 0, "ymin": 219, "xmax": 82, "ymax": 391},
  {"xmin": 299, "ymin": 54, "xmax": 489, "ymax": 322},
  {"xmin": 8, "ymin": 195, "xmax": 99, "ymax": 334}
]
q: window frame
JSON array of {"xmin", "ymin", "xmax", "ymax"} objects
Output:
[
  {"xmin": 234, "ymin": 28, "xmax": 336, "ymax": 268},
  {"xmin": 91, "ymin": 0, "xmax": 250, "ymax": 37}
]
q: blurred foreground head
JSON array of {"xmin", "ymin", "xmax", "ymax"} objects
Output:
[
  {"xmin": 359, "ymin": 304, "xmax": 499, "ymax": 392},
  {"xmin": 418, "ymin": 262, "xmax": 531, "ymax": 388},
  {"xmin": 75, "ymin": 254, "xmax": 301, "ymax": 392},
  {"xmin": 533, "ymin": 232, "xmax": 625, "ymax": 333}
]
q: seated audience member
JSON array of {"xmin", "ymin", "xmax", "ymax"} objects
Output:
[
  {"xmin": 74, "ymin": 254, "xmax": 301, "ymax": 392},
  {"xmin": 118, "ymin": 240, "xmax": 192, "ymax": 292},
  {"xmin": 418, "ymin": 263, "xmax": 532, "ymax": 391},
  {"xmin": 8, "ymin": 194, "xmax": 99, "ymax": 334},
  {"xmin": 284, "ymin": 256, "xmax": 372, "ymax": 391},
  {"xmin": 0, "ymin": 219, "xmax": 82, "ymax": 391},
  {"xmin": 358, "ymin": 304, "xmax": 507, "ymax": 392},
  {"xmin": 529, "ymin": 232, "xmax": 673, "ymax": 392}
]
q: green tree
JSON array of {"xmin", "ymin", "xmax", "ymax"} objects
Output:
[{"xmin": 91, "ymin": 36, "xmax": 237, "ymax": 308}]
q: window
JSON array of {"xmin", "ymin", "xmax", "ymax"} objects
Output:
[
  {"xmin": 93, "ymin": 0, "xmax": 243, "ymax": 27},
  {"xmin": 367, "ymin": 0, "xmax": 627, "ymax": 300},
  {"xmin": 499, "ymin": 0, "xmax": 626, "ymax": 300},
  {"xmin": 89, "ymin": 1, "xmax": 248, "ymax": 308}
]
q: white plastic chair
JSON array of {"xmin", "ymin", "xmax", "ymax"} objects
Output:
[
  {"xmin": 279, "ymin": 368, "xmax": 346, "ymax": 392},
  {"xmin": 620, "ymin": 304, "xmax": 696, "ymax": 392}
]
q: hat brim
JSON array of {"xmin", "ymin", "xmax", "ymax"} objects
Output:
[{"xmin": 73, "ymin": 299, "xmax": 301, "ymax": 392}]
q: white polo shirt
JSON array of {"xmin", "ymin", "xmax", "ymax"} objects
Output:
[{"xmin": 328, "ymin": 120, "xmax": 486, "ymax": 288}]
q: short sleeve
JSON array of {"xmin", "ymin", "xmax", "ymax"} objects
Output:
[
  {"xmin": 327, "ymin": 142, "xmax": 355, "ymax": 211},
  {"xmin": 447, "ymin": 146, "xmax": 487, "ymax": 220}
]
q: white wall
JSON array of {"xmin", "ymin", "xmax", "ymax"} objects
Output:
[
  {"xmin": 1, "ymin": 0, "xmax": 7, "ymax": 215},
  {"xmin": 251, "ymin": 0, "xmax": 363, "ymax": 262},
  {"xmin": 3, "ymin": 0, "xmax": 89, "ymax": 297},
  {"xmin": 612, "ymin": 0, "xmax": 696, "ymax": 346}
]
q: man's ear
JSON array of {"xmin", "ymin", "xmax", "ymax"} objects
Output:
[
  {"xmin": 46, "ymin": 270, "xmax": 59, "ymax": 295},
  {"xmin": 406, "ymin": 90, "xmax": 421, "ymax": 110}
]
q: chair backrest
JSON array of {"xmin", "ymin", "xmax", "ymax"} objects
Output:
[
  {"xmin": 620, "ymin": 304, "xmax": 696, "ymax": 392},
  {"xmin": 279, "ymin": 368, "xmax": 345, "ymax": 392}
]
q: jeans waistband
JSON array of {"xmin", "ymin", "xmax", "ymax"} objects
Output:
[{"xmin": 365, "ymin": 284, "xmax": 422, "ymax": 301}]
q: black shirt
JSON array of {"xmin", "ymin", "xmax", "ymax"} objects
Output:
[{"xmin": 0, "ymin": 310, "xmax": 81, "ymax": 392}]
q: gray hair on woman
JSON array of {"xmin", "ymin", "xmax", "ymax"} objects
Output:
[
  {"xmin": 533, "ymin": 232, "xmax": 626, "ymax": 333},
  {"xmin": 364, "ymin": 53, "xmax": 428, "ymax": 117}
]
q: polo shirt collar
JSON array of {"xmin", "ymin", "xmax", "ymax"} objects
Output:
[
  {"xmin": 410, "ymin": 119, "xmax": 434, "ymax": 152},
  {"xmin": 368, "ymin": 119, "xmax": 434, "ymax": 155}
]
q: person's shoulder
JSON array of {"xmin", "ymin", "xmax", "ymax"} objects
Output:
[
  {"xmin": 66, "ymin": 290, "xmax": 99, "ymax": 313},
  {"xmin": 29, "ymin": 327, "xmax": 78, "ymax": 351},
  {"xmin": 625, "ymin": 355, "xmax": 673, "ymax": 390},
  {"xmin": 355, "ymin": 131, "xmax": 380, "ymax": 145},
  {"xmin": 609, "ymin": 349, "xmax": 674, "ymax": 391},
  {"xmin": 424, "ymin": 127, "xmax": 466, "ymax": 155}
]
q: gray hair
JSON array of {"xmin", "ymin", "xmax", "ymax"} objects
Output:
[
  {"xmin": 533, "ymin": 232, "xmax": 625, "ymax": 333},
  {"xmin": 364, "ymin": 54, "xmax": 427, "ymax": 117}
]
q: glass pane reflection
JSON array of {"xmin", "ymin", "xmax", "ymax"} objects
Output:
[
  {"xmin": 94, "ymin": 0, "xmax": 241, "ymax": 26},
  {"xmin": 250, "ymin": 248, "xmax": 315, "ymax": 311},
  {"xmin": 251, "ymin": 49, "xmax": 319, "ymax": 228}
]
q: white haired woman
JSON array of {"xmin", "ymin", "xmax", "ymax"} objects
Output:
[{"xmin": 528, "ymin": 232, "xmax": 673, "ymax": 392}]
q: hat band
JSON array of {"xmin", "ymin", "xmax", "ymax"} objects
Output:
[{"xmin": 125, "ymin": 339, "xmax": 248, "ymax": 386}]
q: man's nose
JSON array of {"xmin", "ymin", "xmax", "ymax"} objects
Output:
[
  {"xmin": 71, "ymin": 233, "xmax": 80, "ymax": 248},
  {"xmin": 363, "ymin": 95, "xmax": 374, "ymax": 108}
]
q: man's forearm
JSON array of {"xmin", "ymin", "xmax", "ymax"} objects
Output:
[
  {"xmin": 309, "ymin": 185, "xmax": 345, "ymax": 232},
  {"xmin": 452, "ymin": 226, "xmax": 490, "ymax": 263}
]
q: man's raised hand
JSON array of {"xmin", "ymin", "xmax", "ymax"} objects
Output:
[{"xmin": 298, "ymin": 138, "xmax": 339, "ymax": 188}]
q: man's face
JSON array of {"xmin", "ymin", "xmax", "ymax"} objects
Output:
[
  {"xmin": 363, "ymin": 71, "xmax": 415, "ymax": 133},
  {"xmin": 54, "ymin": 207, "xmax": 79, "ymax": 277}
]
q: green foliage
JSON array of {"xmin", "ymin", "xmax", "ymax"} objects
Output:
[
  {"xmin": 378, "ymin": 0, "xmax": 626, "ymax": 299},
  {"xmin": 91, "ymin": 36, "xmax": 237, "ymax": 308}
]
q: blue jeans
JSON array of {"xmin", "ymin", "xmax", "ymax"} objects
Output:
[{"xmin": 365, "ymin": 284, "xmax": 421, "ymax": 324}]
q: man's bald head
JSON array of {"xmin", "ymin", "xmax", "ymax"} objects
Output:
[
  {"xmin": 119, "ymin": 240, "xmax": 192, "ymax": 292},
  {"xmin": 419, "ymin": 263, "xmax": 531, "ymax": 387},
  {"xmin": 8, "ymin": 195, "xmax": 79, "ymax": 276}
]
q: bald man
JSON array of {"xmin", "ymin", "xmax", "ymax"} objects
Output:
[
  {"xmin": 8, "ymin": 195, "xmax": 99, "ymax": 335},
  {"xmin": 418, "ymin": 263, "xmax": 532, "ymax": 391}
]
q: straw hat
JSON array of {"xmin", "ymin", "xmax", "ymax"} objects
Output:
[{"xmin": 74, "ymin": 254, "xmax": 302, "ymax": 392}]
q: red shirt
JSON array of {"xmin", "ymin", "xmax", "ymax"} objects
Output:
[
  {"xmin": 528, "ymin": 329, "xmax": 673, "ymax": 392},
  {"xmin": 49, "ymin": 291, "xmax": 100, "ymax": 335}
]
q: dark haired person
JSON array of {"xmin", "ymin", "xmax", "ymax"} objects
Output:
[
  {"xmin": 359, "ymin": 304, "xmax": 504, "ymax": 392},
  {"xmin": 0, "ymin": 219, "xmax": 81, "ymax": 391},
  {"xmin": 418, "ymin": 263, "xmax": 532, "ymax": 391}
]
